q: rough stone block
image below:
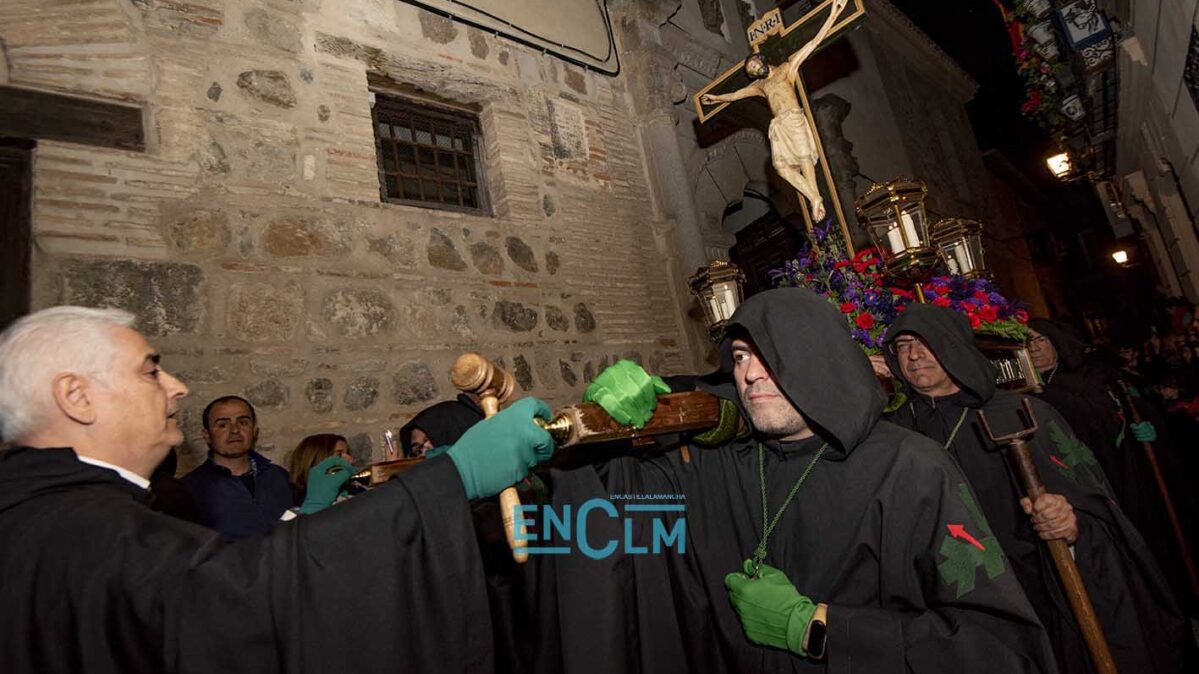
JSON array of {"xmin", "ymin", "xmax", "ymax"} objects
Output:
[
  {"xmin": 228, "ymin": 283, "xmax": 304, "ymax": 343},
  {"xmin": 321, "ymin": 289, "xmax": 398, "ymax": 338},
  {"xmin": 428, "ymin": 228, "xmax": 467, "ymax": 271},
  {"xmin": 244, "ymin": 8, "xmax": 302, "ymax": 54},
  {"xmin": 60, "ymin": 260, "xmax": 203, "ymax": 337},
  {"xmin": 348, "ymin": 432, "xmax": 374, "ymax": 466},
  {"xmin": 559, "ymin": 360, "xmax": 578, "ymax": 386},
  {"xmin": 513, "ymin": 354, "xmax": 534, "ymax": 391},
  {"xmin": 344, "ymin": 376, "xmax": 380, "ymax": 411},
  {"xmin": 169, "ymin": 210, "xmax": 230, "ymax": 255},
  {"xmin": 236, "ymin": 70, "xmax": 297, "ymax": 108},
  {"xmin": 545, "ymin": 305, "xmax": 569, "ymax": 332},
  {"xmin": 492, "ymin": 300, "xmax": 538, "ymax": 332},
  {"xmin": 573, "ymin": 303, "xmax": 596, "ymax": 333},
  {"xmin": 368, "ymin": 234, "xmax": 417, "ymax": 268},
  {"xmin": 505, "ymin": 236, "xmax": 538, "ymax": 272},
  {"xmin": 392, "ymin": 361, "xmax": 439, "ymax": 406},
  {"xmin": 469, "ymin": 241, "xmax": 504, "ymax": 275},
  {"xmin": 306, "ymin": 378, "xmax": 334, "ymax": 413},
  {"xmin": 418, "ymin": 10, "xmax": 458, "ymax": 44},
  {"xmin": 264, "ymin": 216, "xmax": 347, "ymax": 257},
  {"xmin": 245, "ymin": 378, "xmax": 289, "ymax": 409}
]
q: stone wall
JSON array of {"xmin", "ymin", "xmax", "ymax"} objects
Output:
[{"xmin": 3, "ymin": 0, "xmax": 691, "ymax": 471}]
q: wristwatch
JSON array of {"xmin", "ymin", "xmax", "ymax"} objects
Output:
[{"xmin": 804, "ymin": 602, "xmax": 829, "ymax": 660}]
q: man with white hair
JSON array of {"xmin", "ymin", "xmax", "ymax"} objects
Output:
[{"xmin": 0, "ymin": 305, "xmax": 555, "ymax": 673}]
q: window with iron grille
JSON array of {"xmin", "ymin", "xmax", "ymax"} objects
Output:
[{"xmin": 371, "ymin": 94, "xmax": 487, "ymax": 213}]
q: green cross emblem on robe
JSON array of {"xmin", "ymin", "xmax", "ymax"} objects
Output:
[{"xmin": 937, "ymin": 483, "xmax": 1006, "ymax": 598}]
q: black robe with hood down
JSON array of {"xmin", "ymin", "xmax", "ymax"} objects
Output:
[
  {"xmin": 884, "ymin": 304, "xmax": 1191, "ymax": 674},
  {"xmin": 0, "ymin": 447, "xmax": 493, "ymax": 674},
  {"xmin": 531, "ymin": 288, "xmax": 1058, "ymax": 673}
]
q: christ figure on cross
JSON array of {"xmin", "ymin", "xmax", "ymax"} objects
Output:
[{"xmin": 700, "ymin": 0, "xmax": 848, "ymax": 222}]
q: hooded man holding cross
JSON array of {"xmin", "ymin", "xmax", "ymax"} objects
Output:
[{"xmin": 700, "ymin": 0, "xmax": 848, "ymax": 223}]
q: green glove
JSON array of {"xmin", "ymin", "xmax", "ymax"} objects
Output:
[
  {"xmin": 1131, "ymin": 421, "xmax": 1157, "ymax": 442},
  {"xmin": 582, "ymin": 360, "xmax": 671, "ymax": 428},
  {"xmin": 725, "ymin": 560, "xmax": 817, "ymax": 656},
  {"xmin": 447, "ymin": 397, "xmax": 555, "ymax": 500},
  {"xmin": 299, "ymin": 455, "xmax": 355, "ymax": 514}
]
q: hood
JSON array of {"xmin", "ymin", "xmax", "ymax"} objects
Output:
[
  {"xmin": 883, "ymin": 303, "xmax": 997, "ymax": 406},
  {"xmin": 1027, "ymin": 318, "xmax": 1087, "ymax": 372},
  {"xmin": 0, "ymin": 446, "xmax": 145, "ymax": 513},
  {"xmin": 699, "ymin": 288, "xmax": 883, "ymax": 455},
  {"xmin": 399, "ymin": 393, "xmax": 485, "ymax": 454}
]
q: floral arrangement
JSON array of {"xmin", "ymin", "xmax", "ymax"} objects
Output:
[
  {"xmin": 921, "ymin": 275, "xmax": 1032, "ymax": 341},
  {"xmin": 769, "ymin": 220, "xmax": 1031, "ymax": 353},
  {"xmin": 994, "ymin": 0, "xmax": 1073, "ymax": 134},
  {"xmin": 770, "ymin": 220, "xmax": 905, "ymax": 355}
]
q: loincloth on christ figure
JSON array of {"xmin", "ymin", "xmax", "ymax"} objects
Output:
[{"xmin": 768, "ymin": 108, "xmax": 817, "ymax": 169}]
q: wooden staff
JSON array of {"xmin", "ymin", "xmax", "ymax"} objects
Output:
[
  {"xmin": 978, "ymin": 399, "xmax": 1118, "ymax": 674},
  {"xmin": 451, "ymin": 353, "xmax": 527, "ymax": 563},
  {"xmin": 1117, "ymin": 381, "xmax": 1199, "ymax": 603}
]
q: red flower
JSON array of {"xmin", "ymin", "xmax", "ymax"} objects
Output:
[
  {"xmin": 834, "ymin": 260, "xmax": 851, "ymax": 270},
  {"xmin": 897, "ymin": 305, "xmax": 907, "ymax": 312},
  {"xmin": 855, "ymin": 313, "xmax": 875, "ymax": 329},
  {"xmin": 979, "ymin": 305, "xmax": 999, "ymax": 322},
  {"xmin": 930, "ymin": 285, "xmax": 950, "ymax": 296},
  {"xmin": 969, "ymin": 314, "xmax": 982, "ymax": 329},
  {"xmin": 932, "ymin": 297, "xmax": 952, "ymax": 308},
  {"xmin": 891, "ymin": 287, "xmax": 915, "ymax": 300},
  {"xmin": 840, "ymin": 302, "xmax": 855, "ymax": 314},
  {"xmin": 972, "ymin": 291, "xmax": 989, "ymax": 302},
  {"xmin": 1014, "ymin": 309, "xmax": 1029, "ymax": 322}
]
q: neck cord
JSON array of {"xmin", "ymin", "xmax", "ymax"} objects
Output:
[
  {"xmin": 751, "ymin": 441, "xmax": 828, "ymax": 578},
  {"xmin": 909, "ymin": 403, "xmax": 971, "ymax": 450}
]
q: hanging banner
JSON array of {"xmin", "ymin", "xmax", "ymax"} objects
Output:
[{"xmin": 403, "ymin": 0, "xmax": 618, "ymax": 74}]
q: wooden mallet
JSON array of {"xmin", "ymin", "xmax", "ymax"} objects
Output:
[
  {"xmin": 978, "ymin": 399, "xmax": 1117, "ymax": 674},
  {"xmin": 451, "ymin": 353, "xmax": 528, "ymax": 563}
]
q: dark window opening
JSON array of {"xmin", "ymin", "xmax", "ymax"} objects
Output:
[{"xmin": 371, "ymin": 94, "xmax": 487, "ymax": 214}]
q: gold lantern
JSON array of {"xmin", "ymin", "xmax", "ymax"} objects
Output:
[
  {"xmin": 688, "ymin": 260, "xmax": 746, "ymax": 341},
  {"xmin": 854, "ymin": 179, "xmax": 939, "ymax": 301},
  {"xmin": 931, "ymin": 218, "xmax": 987, "ymax": 279}
]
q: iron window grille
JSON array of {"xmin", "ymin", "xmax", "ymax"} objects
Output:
[{"xmin": 371, "ymin": 94, "xmax": 488, "ymax": 214}]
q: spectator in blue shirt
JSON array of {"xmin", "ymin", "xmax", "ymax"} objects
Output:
[{"xmin": 182, "ymin": 395, "xmax": 292, "ymax": 540}]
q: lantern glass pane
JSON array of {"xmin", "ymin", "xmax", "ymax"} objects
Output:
[{"xmin": 711, "ymin": 281, "xmax": 740, "ymax": 322}]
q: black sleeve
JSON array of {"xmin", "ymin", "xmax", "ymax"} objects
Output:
[{"xmin": 171, "ymin": 455, "xmax": 493, "ymax": 673}]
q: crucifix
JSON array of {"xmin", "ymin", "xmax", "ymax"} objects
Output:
[{"xmin": 694, "ymin": 0, "xmax": 865, "ymax": 254}]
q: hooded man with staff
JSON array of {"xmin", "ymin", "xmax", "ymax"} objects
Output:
[
  {"xmin": 528, "ymin": 288, "xmax": 1058, "ymax": 673},
  {"xmin": 881, "ymin": 303, "xmax": 1193, "ymax": 674}
]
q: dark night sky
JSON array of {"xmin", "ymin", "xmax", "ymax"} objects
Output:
[{"xmin": 887, "ymin": 0, "xmax": 1057, "ymax": 181}]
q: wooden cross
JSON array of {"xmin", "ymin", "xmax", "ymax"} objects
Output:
[{"xmin": 694, "ymin": 0, "xmax": 866, "ymax": 253}]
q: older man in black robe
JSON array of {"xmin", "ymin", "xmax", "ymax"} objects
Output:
[
  {"xmin": 533, "ymin": 288, "xmax": 1057, "ymax": 673},
  {"xmin": 0, "ymin": 306, "xmax": 554, "ymax": 674},
  {"xmin": 882, "ymin": 303, "xmax": 1191, "ymax": 674}
]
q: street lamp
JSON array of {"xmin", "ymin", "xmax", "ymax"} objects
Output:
[
  {"xmin": 688, "ymin": 260, "xmax": 746, "ymax": 341},
  {"xmin": 1046, "ymin": 151, "xmax": 1072, "ymax": 179},
  {"xmin": 855, "ymin": 179, "xmax": 939, "ymax": 301},
  {"xmin": 931, "ymin": 218, "xmax": 987, "ymax": 279}
]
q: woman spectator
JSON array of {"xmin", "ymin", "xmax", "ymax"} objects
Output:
[{"xmin": 286, "ymin": 433, "xmax": 355, "ymax": 515}]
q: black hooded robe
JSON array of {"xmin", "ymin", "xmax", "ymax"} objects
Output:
[
  {"xmin": 1029, "ymin": 318, "xmax": 1199, "ymax": 613},
  {"xmin": 531, "ymin": 289, "xmax": 1057, "ymax": 673},
  {"xmin": 884, "ymin": 305, "xmax": 1192, "ymax": 674},
  {"xmin": 0, "ymin": 447, "xmax": 492, "ymax": 674}
]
